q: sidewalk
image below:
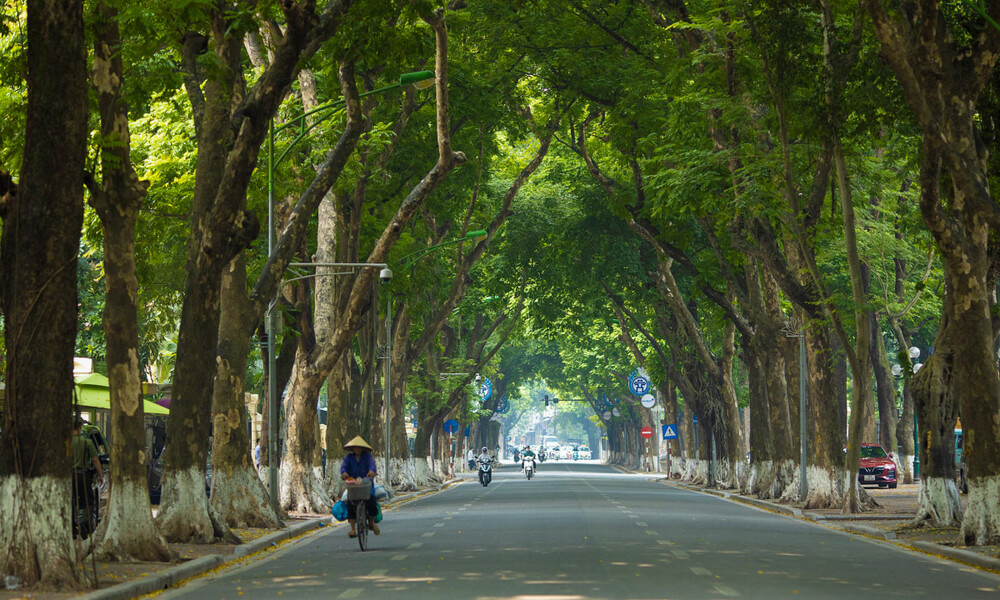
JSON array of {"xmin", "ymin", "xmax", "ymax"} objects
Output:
[
  {"xmin": 0, "ymin": 479, "xmax": 459, "ymax": 600},
  {"xmin": 646, "ymin": 471, "xmax": 1000, "ymax": 572}
]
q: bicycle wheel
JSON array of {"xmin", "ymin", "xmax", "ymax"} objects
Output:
[{"xmin": 356, "ymin": 502, "xmax": 368, "ymax": 551}]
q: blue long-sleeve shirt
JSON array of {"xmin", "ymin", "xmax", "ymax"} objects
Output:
[{"xmin": 340, "ymin": 451, "xmax": 377, "ymax": 480}]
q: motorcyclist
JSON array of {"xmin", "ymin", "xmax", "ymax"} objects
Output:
[
  {"xmin": 521, "ymin": 445, "xmax": 537, "ymax": 473},
  {"xmin": 477, "ymin": 446, "xmax": 492, "ymax": 485}
]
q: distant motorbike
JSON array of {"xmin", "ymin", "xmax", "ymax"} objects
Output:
[
  {"xmin": 538, "ymin": 451, "xmax": 547, "ymax": 463},
  {"xmin": 478, "ymin": 459, "xmax": 493, "ymax": 487},
  {"xmin": 513, "ymin": 451, "xmax": 520, "ymax": 462},
  {"xmin": 522, "ymin": 457, "xmax": 535, "ymax": 480}
]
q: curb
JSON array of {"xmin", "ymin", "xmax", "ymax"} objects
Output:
[
  {"xmin": 658, "ymin": 477, "xmax": 1000, "ymax": 573},
  {"xmin": 77, "ymin": 555, "xmax": 226, "ymax": 600},
  {"xmin": 77, "ymin": 480, "xmax": 461, "ymax": 600},
  {"xmin": 911, "ymin": 541, "xmax": 1000, "ymax": 571}
]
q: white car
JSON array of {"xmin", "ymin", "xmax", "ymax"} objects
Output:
[{"xmin": 577, "ymin": 446, "xmax": 592, "ymax": 460}]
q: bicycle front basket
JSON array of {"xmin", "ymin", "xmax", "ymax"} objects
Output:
[{"xmin": 346, "ymin": 480, "xmax": 373, "ymax": 501}]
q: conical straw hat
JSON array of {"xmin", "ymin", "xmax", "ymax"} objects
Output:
[{"xmin": 343, "ymin": 435, "xmax": 373, "ymax": 451}]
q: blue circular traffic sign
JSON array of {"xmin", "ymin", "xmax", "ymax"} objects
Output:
[
  {"xmin": 479, "ymin": 377, "xmax": 493, "ymax": 401},
  {"xmin": 629, "ymin": 376, "xmax": 650, "ymax": 396},
  {"xmin": 444, "ymin": 419, "xmax": 459, "ymax": 434}
]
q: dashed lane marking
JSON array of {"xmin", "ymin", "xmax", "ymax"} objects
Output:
[
  {"xmin": 408, "ymin": 542, "xmax": 423, "ymax": 549},
  {"xmin": 391, "ymin": 554, "xmax": 407, "ymax": 561},
  {"xmin": 690, "ymin": 566, "xmax": 712, "ymax": 576},
  {"xmin": 338, "ymin": 589, "xmax": 363, "ymax": 599}
]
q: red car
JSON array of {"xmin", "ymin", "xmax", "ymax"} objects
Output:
[{"xmin": 857, "ymin": 443, "xmax": 897, "ymax": 489}]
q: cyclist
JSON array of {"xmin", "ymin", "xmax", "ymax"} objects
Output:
[{"xmin": 340, "ymin": 436, "xmax": 380, "ymax": 538}]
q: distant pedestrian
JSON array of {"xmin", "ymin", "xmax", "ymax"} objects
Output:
[
  {"xmin": 466, "ymin": 448, "xmax": 475, "ymax": 470},
  {"xmin": 254, "ymin": 442, "xmax": 261, "ymax": 469}
]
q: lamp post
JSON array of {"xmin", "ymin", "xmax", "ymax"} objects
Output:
[
  {"xmin": 782, "ymin": 318, "xmax": 808, "ymax": 502},
  {"xmin": 263, "ymin": 71, "xmax": 433, "ymax": 505},
  {"xmin": 380, "ymin": 229, "xmax": 489, "ymax": 485},
  {"xmin": 891, "ymin": 346, "xmax": 922, "ymax": 481}
]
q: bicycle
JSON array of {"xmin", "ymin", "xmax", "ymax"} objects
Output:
[{"xmin": 345, "ymin": 479, "xmax": 374, "ymax": 551}]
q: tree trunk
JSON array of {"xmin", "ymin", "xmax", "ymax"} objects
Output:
[
  {"xmin": 910, "ymin": 321, "xmax": 962, "ymax": 526},
  {"xmin": 85, "ymin": 1, "xmax": 171, "ymax": 562},
  {"xmin": 803, "ymin": 327, "xmax": 846, "ymax": 508},
  {"xmin": 0, "ymin": 0, "xmax": 87, "ymax": 586},
  {"xmin": 211, "ymin": 257, "xmax": 283, "ymax": 528},
  {"xmin": 871, "ymin": 316, "xmax": 898, "ymax": 452}
]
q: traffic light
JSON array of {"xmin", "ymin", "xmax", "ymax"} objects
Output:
[{"xmin": 544, "ymin": 395, "xmax": 549, "ymax": 407}]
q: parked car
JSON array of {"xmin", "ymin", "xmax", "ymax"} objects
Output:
[
  {"xmin": 577, "ymin": 446, "xmax": 592, "ymax": 460},
  {"xmin": 857, "ymin": 443, "xmax": 897, "ymax": 489}
]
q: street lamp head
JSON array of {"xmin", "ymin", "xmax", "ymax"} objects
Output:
[
  {"xmin": 379, "ymin": 267, "xmax": 393, "ymax": 283},
  {"xmin": 399, "ymin": 70, "xmax": 435, "ymax": 89},
  {"xmin": 908, "ymin": 346, "xmax": 921, "ymax": 360},
  {"xmin": 890, "ymin": 364, "xmax": 903, "ymax": 377},
  {"xmin": 913, "ymin": 362, "xmax": 923, "ymax": 373},
  {"xmin": 466, "ymin": 229, "xmax": 488, "ymax": 240}
]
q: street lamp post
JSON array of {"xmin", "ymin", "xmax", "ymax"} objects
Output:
[
  {"xmin": 263, "ymin": 70, "xmax": 434, "ymax": 505},
  {"xmin": 891, "ymin": 346, "xmax": 923, "ymax": 481}
]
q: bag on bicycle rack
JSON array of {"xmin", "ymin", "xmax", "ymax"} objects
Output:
[
  {"xmin": 331, "ymin": 500, "xmax": 349, "ymax": 522},
  {"xmin": 374, "ymin": 503, "xmax": 383, "ymax": 524}
]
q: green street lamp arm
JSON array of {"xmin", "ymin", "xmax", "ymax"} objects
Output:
[
  {"xmin": 269, "ymin": 70, "xmax": 435, "ymax": 171},
  {"xmin": 397, "ymin": 229, "xmax": 487, "ymax": 270}
]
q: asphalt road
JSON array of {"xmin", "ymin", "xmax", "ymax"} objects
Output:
[{"xmin": 159, "ymin": 462, "xmax": 1000, "ymax": 599}]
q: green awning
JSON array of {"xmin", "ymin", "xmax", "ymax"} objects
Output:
[{"xmin": 74, "ymin": 373, "xmax": 168, "ymax": 414}]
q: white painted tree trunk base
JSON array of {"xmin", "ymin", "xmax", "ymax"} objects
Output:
[
  {"xmin": 898, "ymin": 454, "xmax": 914, "ymax": 484},
  {"xmin": 0, "ymin": 475, "xmax": 83, "ymax": 589},
  {"xmin": 961, "ymin": 474, "xmax": 1000, "ymax": 545},
  {"xmin": 800, "ymin": 466, "xmax": 845, "ymax": 509},
  {"xmin": 156, "ymin": 467, "xmax": 218, "ymax": 543},
  {"xmin": 94, "ymin": 480, "xmax": 170, "ymax": 562},
  {"xmin": 211, "ymin": 466, "xmax": 283, "ymax": 529},
  {"xmin": 280, "ymin": 461, "xmax": 331, "ymax": 514},
  {"xmin": 914, "ymin": 476, "xmax": 963, "ymax": 527},
  {"xmin": 682, "ymin": 459, "xmax": 709, "ymax": 484}
]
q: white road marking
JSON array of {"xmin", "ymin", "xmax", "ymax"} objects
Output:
[
  {"xmin": 645, "ymin": 530, "xmax": 659, "ymax": 536},
  {"xmin": 714, "ymin": 584, "xmax": 741, "ymax": 597},
  {"xmin": 690, "ymin": 566, "xmax": 712, "ymax": 576},
  {"xmin": 408, "ymin": 542, "xmax": 423, "ymax": 549},
  {"xmin": 635, "ymin": 521, "xmax": 647, "ymax": 526},
  {"xmin": 391, "ymin": 554, "xmax": 407, "ymax": 561},
  {"xmin": 338, "ymin": 589, "xmax": 363, "ymax": 599},
  {"xmin": 422, "ymin": 532, "xmax": 436, "ymax": 538},
  {"xmin": 672, "ymin": 550, "xmax": 690, "ymax": 559}
]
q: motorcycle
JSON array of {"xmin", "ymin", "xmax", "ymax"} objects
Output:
[
  {"xmin": 478, "ymin": 459, "xmax": 492, "ymax": 487},
  {"xmin": 538, "ymin": 451, "xmax": 547, "ymax": 463},
  {"xmin": 522, "ymin": 457, "xmax": 535, "ymax": 480}
]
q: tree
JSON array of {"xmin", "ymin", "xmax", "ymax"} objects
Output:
[
  {"xmin": 864, "ymin": 0, "xmax": 1000, "ymax": 543},
  {"xmin": 0, "ymin": 0, "xmax": 88, "ymax": 586},
  {"xmin": 158, "ymin": 0, "xmax": 359, "ymax": 543},
  {"xmin": 84, "ymin": 0, "xmax": 170, "ymax": 562}
]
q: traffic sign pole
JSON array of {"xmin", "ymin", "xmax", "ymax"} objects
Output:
[{"xmin": 645, "ymin": 438, "xmax": 650, "ymax": 472}]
